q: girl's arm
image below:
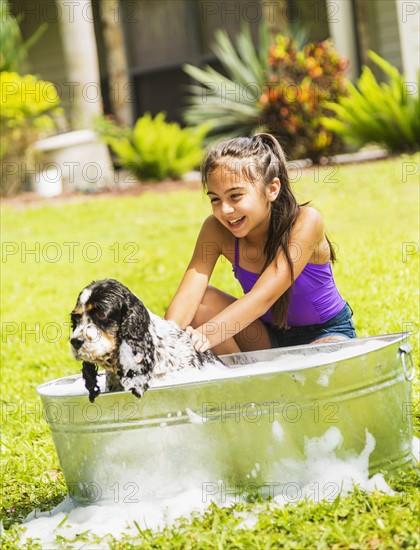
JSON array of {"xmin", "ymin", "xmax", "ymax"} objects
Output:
[
  {"xmin": 190, "ymin": 207, "xmax": 325, "ymax": 351},
  {"xmin": 165, "ymin": 215, "xmax": 222, "ymax": 328}
]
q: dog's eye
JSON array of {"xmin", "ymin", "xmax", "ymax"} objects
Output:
[
  {"xmin": 70, "ymin": 313, "xmax": 81, "ymax": 328},
  {"xmin": 96, "ymin": 312, "xmax": 107, "ymax": 320}
]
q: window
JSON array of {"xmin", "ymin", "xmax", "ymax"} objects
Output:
[{"xmin": 121, "ymin": 0, "xmax": 261, "ymax": 124}]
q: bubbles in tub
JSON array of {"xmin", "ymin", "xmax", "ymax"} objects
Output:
[
  {"xmin": 38, "ymin": 373, "xmax": 107, "ymax": 397},
  {"xmin": 289, "ymin": 372, "xmax": 306, "ymax": 385},
  {"xmin": 37, "ymin": 340, "xmax": 390, "ymax": 397},
  {"xmin": 412, "ymin": 436, "xmax": 420, "ymax": 462},
  {"xmin": 316, "ymin": 365, "xmax": 336, "ymax": 387},
  {"xmin": 185, "ymin": 407, "xmax": 207, "ymax": 424},
  {"xmin": 272, "ymin": 421, "xmax": 285, "ymax": 443}
]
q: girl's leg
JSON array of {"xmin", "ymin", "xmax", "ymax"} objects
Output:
[
  {"xmin": 310, "ymin": 335, "xmax": 348, "ymax": 344},
  {"xmin": 191, "ymin": 286, "xmax": 272, "ymax": 355}
]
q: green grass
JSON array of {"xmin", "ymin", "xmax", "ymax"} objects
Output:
[{"xmin": 1, "ymin": 154, "xmax": 419, "ymax": 548}]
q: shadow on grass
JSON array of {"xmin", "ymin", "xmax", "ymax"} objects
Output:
[{"xmin": 2, "ymin": 491, "xmax": 66, "ymax": 529}]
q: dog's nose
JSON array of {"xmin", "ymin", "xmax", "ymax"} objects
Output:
[{"xmin": 71, "ymin": 337, "xmax": 84, "ymax": 351}]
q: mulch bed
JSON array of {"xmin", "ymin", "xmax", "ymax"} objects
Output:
[{"xmin": 1, "ymin": 178, "xmax": 202, "ymax": 210}]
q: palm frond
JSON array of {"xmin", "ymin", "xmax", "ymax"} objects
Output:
[
  {"xmin": 182, "ymin": 22, "xmax": 269, "ymax": 141},
  {"xmin": 323, "ymin": 52, "xmax": 419, "ymax": 152}
]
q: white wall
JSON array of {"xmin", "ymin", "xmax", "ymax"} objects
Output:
[{"xmin": 396, "ymin": 0, "xmax": 420, "ymax": 83}]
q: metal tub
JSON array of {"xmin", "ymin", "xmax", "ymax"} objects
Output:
[{"xmin": 37, "ymin": 333, "xmax": 415, "ymax": 504}]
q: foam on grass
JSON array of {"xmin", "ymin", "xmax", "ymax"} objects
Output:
[{"xmin": 19, "ymin": 426, "xmax": 400, "ymax": 548}]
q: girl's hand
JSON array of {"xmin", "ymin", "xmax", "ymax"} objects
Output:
[{"xmin": 185, "ymin": 326, "xmax": 211, "ymax": 353}]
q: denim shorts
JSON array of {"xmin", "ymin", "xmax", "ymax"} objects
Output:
[{"xmin": 265, "ymin": 303, "xmax": 357, "ymax": 348}]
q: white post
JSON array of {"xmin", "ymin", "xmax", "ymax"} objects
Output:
[
  {"xmin": 395, "ymin": 0, "xmax": 420, "ymax": 84},
  {"xmin": 327, "ymin": 0, "xmax": 359, "ymax": 81},
  {"xmin": 57, "ymin": 0, "xmax": 103, "ymax": 129},
  {"xmin": 48, "ymin": 0, "xmax": 114, "ymax": 190}
]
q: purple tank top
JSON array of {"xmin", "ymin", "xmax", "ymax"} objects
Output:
[{"xmin": 233, "ymin": 239, "xmax": 345, "ymax": 326}]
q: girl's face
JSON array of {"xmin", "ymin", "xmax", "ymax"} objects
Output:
[{"xmin": 206, "ymin": 164, "xmax": 280, "ymax": 239}]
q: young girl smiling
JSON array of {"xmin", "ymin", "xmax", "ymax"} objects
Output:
[{"xmin": 165, "ymin": 133, "xmax": 356, "ymax": 354}]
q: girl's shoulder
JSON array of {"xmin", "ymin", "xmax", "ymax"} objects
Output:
[
  {"xmin": 201, "ymin": 214, "xmax": 229, "ymax": 236},
  {"xmin": 293, "ymin": 206, "xmax": 330, "ymax": 263},
  {"xmin": 294, "ymin": 205, "xmax": 324, "ymax": 232},
  {"xmin": 297, "ymin": 205, "xmax": 323, "ymax": 222}
]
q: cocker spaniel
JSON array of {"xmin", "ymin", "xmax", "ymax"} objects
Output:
[{"xmin": 70, "ymin": 278, "xmax": 224, "ymax": 402}]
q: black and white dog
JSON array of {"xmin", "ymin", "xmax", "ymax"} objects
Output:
[{"xmin": 70, "ymin": 279, "xmax": 224, "ymax": 402}]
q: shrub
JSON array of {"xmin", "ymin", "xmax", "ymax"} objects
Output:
[
  {"xmin": 259, "ymin": 35, "xmax": 348, "ymax": 161},
  {"xmin": 94, "ymin": 113, "xmax": 209, "ymax": 181},
  {"xmin": 0, "ymin": 71, "xmax": 62, "ymax": 195},
  {"xmin": 0, "ymin": 0, "xmax": 47, "ymax": 73},
  {"xmin": 322, "ymin": 51, "xmax": 420, "ymax": 153},
  {"xmin": 183, "ymin": 23, "xmax": 269, "ymax": 142},
  {"xmin": 183, "ymin": 24, "xmax": 348, "ymax": 161}
]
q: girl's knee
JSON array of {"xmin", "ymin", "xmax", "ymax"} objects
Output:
[
  {"xmin": 201, "ymin": 285, "xmax": 221, "ymax": 305},
  {"xmin": 192, "ymin": 286, "xmax": 236, "ymax": 327}
]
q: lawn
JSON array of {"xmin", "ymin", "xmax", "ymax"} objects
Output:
[{"xmin": 1, "ymin": 154, "xmax": 419, "ymax": 548}]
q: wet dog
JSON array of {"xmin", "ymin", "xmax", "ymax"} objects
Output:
[{"xmin": 70, "ymin": 279, "xmax": 223, "ymax": 402}]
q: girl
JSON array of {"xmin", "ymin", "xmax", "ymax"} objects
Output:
[{"xmin": 165, "ymin": 133, "xmax": 356, "ymax": 354}]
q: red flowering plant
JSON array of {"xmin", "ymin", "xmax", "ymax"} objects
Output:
[{"xmin": 259, "ymin": 35, "xmax": 348, "ymax": 161}]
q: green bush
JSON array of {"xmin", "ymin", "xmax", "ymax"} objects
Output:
[
  {"xmin": 322, "ymin": 51, "xmax": 420, "ymax": 153},
  {"xmin": 260, "ymin": 36, "xmax": 348, "ymax": 161},
  {"xmin": 95, "ymin": 112, "xmax": 209, "ymax": 181},
  {"xmin": 0, "ymin": 71, "xmax": 62, "ymax": 195}
]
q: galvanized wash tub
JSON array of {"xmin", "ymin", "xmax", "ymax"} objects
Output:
[{"xmin": 37, "ymin": 333, "xmax": 415, "ymax": 504}]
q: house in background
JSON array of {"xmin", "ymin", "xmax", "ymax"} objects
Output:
[{"xmin": 11, "ymin": 0, "xmax": 420, "ymax": 131}]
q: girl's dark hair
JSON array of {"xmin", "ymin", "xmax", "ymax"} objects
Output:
[{"xmin": 201, "ymin": 133, "xmax": 336, "ymax": 327}]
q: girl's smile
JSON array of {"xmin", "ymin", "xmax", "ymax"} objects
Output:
[{"xmin": 227, "ymin": 216, "xmax": 245, "ymax": 226}]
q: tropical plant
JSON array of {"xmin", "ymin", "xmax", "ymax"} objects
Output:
[
  {"xmin": 0, "ymin": 0, "xmax": 47, "ymax": 73},
  {"xmin": 259, "ymin": 35, "xmax": 348, "ymax": 161},
  {"xmin": 94, "ymin": 113, "xmax": 209, "ymax": 181},
  {"xmin": 183, "ymin": 23, "xmax": 348, "ymax": 161},
  {"xmin": 322, "ymin": 51, "xmax": 420, "ymax": 153},
  {"xmin": 0, "ymin": 71, "xmax": 62, "ymax": 195},
  {"xmin": 183, "ymin": 23, "xmax": 269, "ymax": 141}
]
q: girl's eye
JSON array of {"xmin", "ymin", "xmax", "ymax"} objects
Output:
[
  {"xmin": 210, "ymin": 197, "xmax": 220, "ymax": 204},
  {"xmin": 231, "ymin": 194, "xmax": 243, "ymax": 200}
]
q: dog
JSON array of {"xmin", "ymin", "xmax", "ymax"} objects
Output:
[{"xmin": 70, "ymin": 279, "xmax": 224, "ymax": 402}]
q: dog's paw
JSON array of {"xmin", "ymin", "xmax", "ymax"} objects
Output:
[
  {"xmin": 131, "ymin": 388, "xmax": 142, "ymax": 398},
  {"xmin": 118, "ymin": 372, "xmax": 150, "ymax": 399}
]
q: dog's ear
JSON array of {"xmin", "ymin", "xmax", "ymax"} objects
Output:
[
  {"xmin": 117, "ymin": 297, "xmax": 155, "ymax": 398},
  {"xmin": 82, "ymin": 361, "xmax": 100, "ymax": 402},
  {"xmin": 119, "ymin": 295, "xmax": 150, "ymax": 339}
]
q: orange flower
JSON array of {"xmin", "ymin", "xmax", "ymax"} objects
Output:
[
  {"xmin": 310, "ymin": 67, "xmax": 323, "ymax": 78},
  {"xmin": 305, "ymin": 57, "xmax": 316, "ymax": 70}
]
